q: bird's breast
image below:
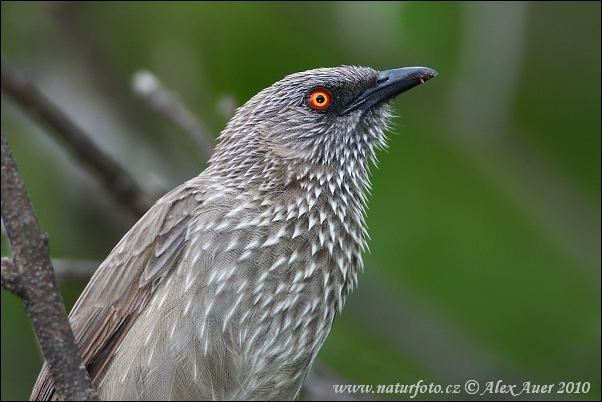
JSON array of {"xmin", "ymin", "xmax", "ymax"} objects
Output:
[{"xmin": 182, "ymin": 178, "xmax": 365, "ymax": 397}]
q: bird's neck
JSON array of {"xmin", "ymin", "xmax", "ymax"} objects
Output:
[
  {"xmin": 206, "ymin": 147, "xmax": 372, "ymax": 313},
  {"xmin": 207, "ymin": 134, "xmax": 372, "ymax": 198}
]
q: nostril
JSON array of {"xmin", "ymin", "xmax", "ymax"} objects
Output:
[{"xmin": 376, "ymin": 75, "xmax": 389, "ymax": 84}]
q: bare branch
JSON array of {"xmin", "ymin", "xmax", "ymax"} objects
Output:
[
  {"xmin": 132, "ymin": 70, "xmax": 214, "ymax": 162},
  {"xmin": 0, "ymin": 59, "xmax": 151, "ymax": 217},
  {"xmin": 1, "ymin": 133, "xmax": 98, "ymax": 401}
]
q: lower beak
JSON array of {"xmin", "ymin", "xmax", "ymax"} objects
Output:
[{"xmin": 341, "ymin": 66, "xmax": 437, "ymax": 115}]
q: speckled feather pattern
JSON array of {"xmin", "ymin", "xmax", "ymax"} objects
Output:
[{"xmin": 31, "ymin": 66, "xmax": 393, "ymax": 401}]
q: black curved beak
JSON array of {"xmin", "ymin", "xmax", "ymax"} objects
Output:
[{"xmin": 341, "ymin": 66, "xmax": 437, "ymax": 115}]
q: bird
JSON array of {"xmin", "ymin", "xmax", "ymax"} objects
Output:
[{"xmin": 31, "ymin": 65, "xmax": 436, "ymax": 401}]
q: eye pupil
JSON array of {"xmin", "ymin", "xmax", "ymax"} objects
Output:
[{"xmin": 316, "ymin": 95, "xmax": 325, "ymax": 103}]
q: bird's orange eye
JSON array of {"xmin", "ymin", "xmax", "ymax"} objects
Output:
[{"xmin": 308, "ymin": 88, "xmax": 332, "ymax": 110}]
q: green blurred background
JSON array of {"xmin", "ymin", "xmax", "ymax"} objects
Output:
[{"xmin": 1, "ymin": 1, "xmax": 600, "ymax": 400}]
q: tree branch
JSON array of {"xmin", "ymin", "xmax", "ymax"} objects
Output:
[
  {"xmin": 132, "ymin": 70, "xmax": 214, "ymax": 163},
  {"xmin": 0, "ymin": 59, "xmax": 151, "ymax": 217},
  {"xmin": 1, "ymin": 133, "xmax": 98, "ymax": 401}
]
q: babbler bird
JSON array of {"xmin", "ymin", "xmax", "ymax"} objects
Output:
[{"xmin": 31, "ymin": 65, "xmax": 436, "ymax": 401}]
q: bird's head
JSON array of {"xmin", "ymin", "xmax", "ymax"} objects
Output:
[{"xmin": 210, "ymin": 66, "xmax": 436, "ymax": 187}]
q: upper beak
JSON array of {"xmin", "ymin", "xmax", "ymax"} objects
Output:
[{"xmin": 341, "ymin": 66, "xmax": 437, "ymax": 115}]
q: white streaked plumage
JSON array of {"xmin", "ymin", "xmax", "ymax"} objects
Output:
[{"xmin": 32, "ymin": 66, "xmax": 395, "ymax": 401}]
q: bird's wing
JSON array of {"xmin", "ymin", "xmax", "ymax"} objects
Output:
[{"xmin": 30, "ymin": 178, "xmax": 207, "ymax": 401}]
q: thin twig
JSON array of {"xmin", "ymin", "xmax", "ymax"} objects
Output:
[
  {"xmin": 52, "ymin": 259, "xmax": 99, "ymax": 283},
  {"xmin": 0, "ymin": 59, "xmax": 151, "ymax": 217},
  {"xmin": 3, "ymin": 257, "xmax": 98, "ymax": 284},
  {"xmin": 132, "ymin": 70, "xmax": 214, "ymax": 162},
  {"xmin": 1, "ymin": 133, "xmax": 98, "ymax": 401}
]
